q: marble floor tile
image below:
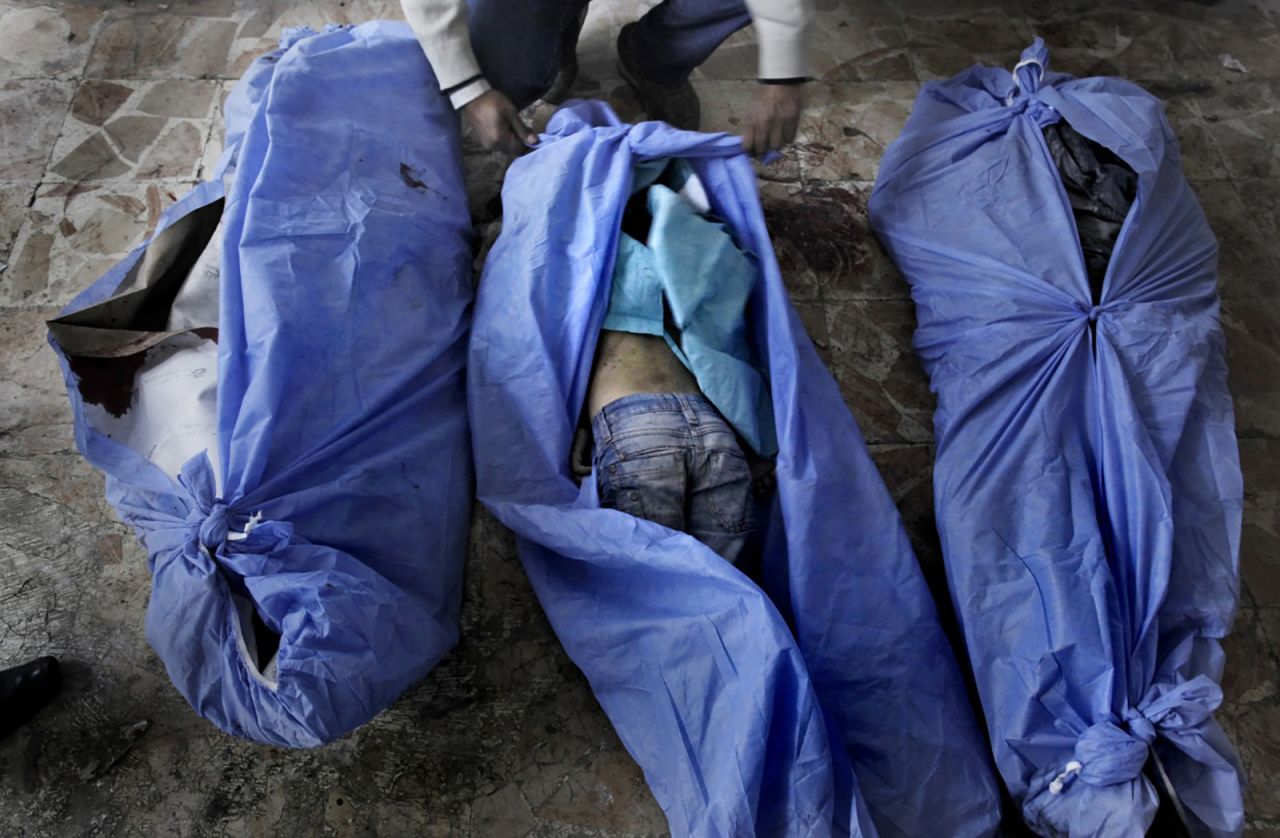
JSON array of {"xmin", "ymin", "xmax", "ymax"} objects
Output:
[
  {"xmin": 827, "ymin": 299, "xmax": 935, "ymax": 445},
  {"xmin": 47, "ymin": 79, "xmax": 219, "ymax": 182},
  {"xmin": 866, "ymin": 442, "xmax": 951, "ymax": 598},
  {"xmin": 1199, "ymin": 79, "xmax": 1280, "ymax": 181},
  {"xmin": 1222, "ymin": 296, "xmax": 1280, "ymax": 440},
  {"xmin": 1192, "ymin": 179, "xmax": 1280, "ymax": 301},
  {"xmin": 812, "ymin": 1, "xmax": 915, "ymax": 81},
  {"xmin": 222, "ymin": 3, "xmax": 327, "ymax": 78},
  {"xmin": 79, "ymin": 2, "xmax": 405, "ymax": 82},
  {"xmin": 1240, "ymin": 437, "xmax": 1280, "ymax": 609},
  {"xmin": 1162, "ymin": 91, "xmax": 1232, "ymax": 183},
  {"xmin": 793, "ymin": 80, "xmax": 916, "ymax": 184},
  {"xmin": 0, "ymin": 306, "xmax": 81, "ymax": 461},
  {"xmin": 1228, "ymin": 661, "xmax": 1280, "ymax": 820},
  {"xmin": 892, "ymin": 0, "xmax": 1027, "ymax": 17},
  {"xmin": 697, "ymin": 80, "xmax": 916, "ymax": 184},
  {"xmin": 0, "ymin": 309, "xmax": 141, "ymax": 748},
  {"xmin": 1028, "ymin": 8, "xmax": 1215, "ymax": 84},
  {"xmin": 354, "ymin": 505, "xmax": 662, "ymax": 835},
  {"xmin": 1149, "ymin": 4, "xmax": 1280, "ymax": 83},
  {"xmin": 790, "ymin": 299, "xmax": 834, "ymax": 366},
  {"xmin": 899, "ymin": 10, "xmax": 1039, "ymax": 82},
  {"xmin": 195, "ymin": 82, "xmax": 229, "ymax": 181},
  {"xmin": 523, "ymin": 747, "xmax": 666, "ymax": 834},
  {"xmin": 568, "ymin": 0, "xmax": 632, "ymax": 87},
  {"xmin": 0, "ymin": 1, "xmax": 102, "ymax": 81},
  {"xmin": 2, "ymin": 180, "xmax": 190, "ymax": 307},
  {"xmin": 1236, "ymin": 174, "xmax": 1280, "ymax": 224},
  {"xmin": 869, "ymin": 444, "xmax": 966, "ymax": 655},
  {"xmin": 0, "ymin": 79, "xmax": 75, "ymax": 181},
  {"xmin": 690, "ymin": 27, "xmax": 757, "ymax": 82},
  {"xmin": 1221, "ymin": 605, "xmax": 1280, "ymax": 714},
  {"xmin": 224, "ymin": 1, "xmax": 410, "ymax": 76},
  {"xmin": 1244, "ymin": 498, "xmax": 1274, "ymax": 608},
  {"xmin": 694, "ymin": 4, "xmax": 915, "ymax": 83},
  {"xmin": 1219, "ymin": 604, "xmax": 1280, "ymax": 827},
  {"xmin": 0, "ymin": 182, "xmax": 39, "ymax": 263},
  {"xmin": 760, "ymin": 179, "xmax": 908, "ymax": 302},
  {"xmin": 792, "ymin": 81, "xmax": 918, "ymax": 183},
  {"xmin": 85, "ymin": 10, "xmax": 242, "ymax": 80}
]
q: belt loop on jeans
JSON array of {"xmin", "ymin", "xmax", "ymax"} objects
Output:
[
  {"xmin": 592, "ymin": 402, "xmax": 613, "ymax": 446},
  {"xmin": 678, "ymin": 393, "xmax": 700, "ymax": 426}
]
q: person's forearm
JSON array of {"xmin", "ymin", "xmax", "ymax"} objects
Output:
[
  {"xmin": 744, "ymin": 0, "xmax": 813, "ymax": 81},
  {"xmin": 400, "ymin": 0, "xmax": 492, "ymax": 108}
]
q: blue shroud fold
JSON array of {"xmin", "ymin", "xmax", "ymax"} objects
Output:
[
  {"xmin": 469, "ymin": 100, "xmax": 1002, "ymax": 838},
  {"xmin": 47, "ymin": 22, "xmax": 474, "ymax": 747},
  {"xmin": 870, "ymin": 40, "xmax": 1244, "ymax": 836}
]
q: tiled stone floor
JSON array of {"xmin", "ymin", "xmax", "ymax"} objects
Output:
[{"xmin": 0, "ymin": 0, "xmax": 1277, "ymax": 835}]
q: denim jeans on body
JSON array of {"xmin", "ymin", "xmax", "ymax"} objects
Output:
[{"xmin": 591, "ymin": 392, "xmax": 758, "ymax": 564}]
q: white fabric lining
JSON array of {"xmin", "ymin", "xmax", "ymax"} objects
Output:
[
  {"xmin": 89, "ymin": 221, "xmax": 223, "ymax": 492},
  {"xmin": 231, "ymin": 590, "xmax": 280, "ymax": 689},
  {"xmin": 167, "ymin": 218, "xmax": 222, "ymax": 332}
]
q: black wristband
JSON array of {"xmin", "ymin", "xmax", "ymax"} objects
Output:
[
  {"xmin": 442, "ymin": 74, "xmax": 484, "ymax": 96},
  {"xmin": 758, "ymin": 77, "xmax": 810, "ymax": 85}
]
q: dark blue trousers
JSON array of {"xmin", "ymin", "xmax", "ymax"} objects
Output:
[{"xmin": 467, "ymin": 0, "xmax": 752, "ymax": 108}]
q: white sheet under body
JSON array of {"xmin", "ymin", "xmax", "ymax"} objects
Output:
[
  {"xmin": 91, "ymin": 333, "xmax": 221, "ymax": 490},
  {"xmin": 92, "ymin": 221, "xmax": 222, "ymax": 491},
  {"xmin": 167, "ymin": 219, "xmax": 221, "ymax": 333}
]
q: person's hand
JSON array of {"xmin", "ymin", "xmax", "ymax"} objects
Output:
[
  {"xmin": 741, "ymin": 84, "xmax": 806, "ymax": 158},
  {"xmin": 462, "ymin": 90, "xmax": 537, "ymax": 155},
  {"xmin": 571, "ymin": 427, "xmax": 594, "ymax": 481}
]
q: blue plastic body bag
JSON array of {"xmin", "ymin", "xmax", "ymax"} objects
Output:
[
  {"xmin": 468, "ymin": 101, "xmax": 1002, "ymax": 838},
  {"xmin": 868, "ymin": 41, "xmax": 1244, "ymax": 836},
  {"xmin": 46, "ymin": 23, "xmax": 474, "ymax": 747}
]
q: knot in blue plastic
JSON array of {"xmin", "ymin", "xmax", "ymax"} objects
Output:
[
  {"xmin": 1124, "ymin": 707, "xmax": 1158, "ymax": 745},
  {"xmin": 1049, "ymin": 677, "xmax": 1224, "ymax": 796},
  {"xmin": 1072, "ymin": 718, "xmax": 1153, "ymax": 787},
  {"xmin": 199, "ymin": 501, "xmax": 231, "ymax": 550},
  {"xmin": 1074, "ymin": 299, "xmax": 1131, "ymax": 323},
  {"xmin": 1004, "ymin": 38, "xmax": 1048, "ymax": 105},
  {"xmin": 1009, "ymin": 95, "xmax": 1055, "ymax": 126},
  {"xmin": 1072, "ymin": 300, "xmax": 1104, "ymax": 321}
]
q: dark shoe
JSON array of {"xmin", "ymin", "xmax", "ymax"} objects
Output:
[
  {"xmin": 616, "ymin": 22, "xmax": 701, "ymax": 131},
  {"xmin": 542, "ymin": 59, "xmax": 579, "ymax": 105},
  {"xmin": 0, "ymin": 656, "xmax": 62, "ymax": 740},
  {"xmin": 542, "ymin": 4, "xmax": 589, "ymax": 104}
]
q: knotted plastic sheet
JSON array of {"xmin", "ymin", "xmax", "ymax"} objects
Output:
[
  {"xmin": 469, "ymin": 100, "xmax": 1002, "ymax": 838},
  {"xmin": 870, "ymin": 40, "xmax": 1244, "ymax": 836},
  {"xmin": 47, "ymin": 23, "xmax": 473, "ymax": 747}
]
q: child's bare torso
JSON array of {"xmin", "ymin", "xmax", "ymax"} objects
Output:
[{"xmin": 586, "ymin": 330, "xmax": 699, "ymax": 418}]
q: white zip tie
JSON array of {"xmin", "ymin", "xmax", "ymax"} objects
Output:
[
  {"xmin": 226, "ymin": 510, "xmax": 264, "ymax": 543},
  {"xmin": 1006, "ymin": 56, "xmax": 1046, "ymax": 105},
  {"xmin": 1048, "ymin": 760, "xmax": 1083, "ymax": 795}
]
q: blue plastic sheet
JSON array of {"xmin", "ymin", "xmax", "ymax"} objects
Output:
[
  {"xmin": 869, "ymin": 40, "xmax": 1244, "ymax": 836},
  {"xmin": 469, "ymin": 101, "xmax": 1002, "ymax": 837},
  {"xmin": 47, "ymin": 23, "xmax": 473, "ymax": 747}
]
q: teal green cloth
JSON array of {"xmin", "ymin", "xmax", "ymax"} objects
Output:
[{"xmin": 603, "ymin": 165, "xmax": 777, "ymax": 457}]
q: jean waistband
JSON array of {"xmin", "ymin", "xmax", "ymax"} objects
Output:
[{"xmin": 591, "ymin": 392, "xmax": 717, "ymax": 441}]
